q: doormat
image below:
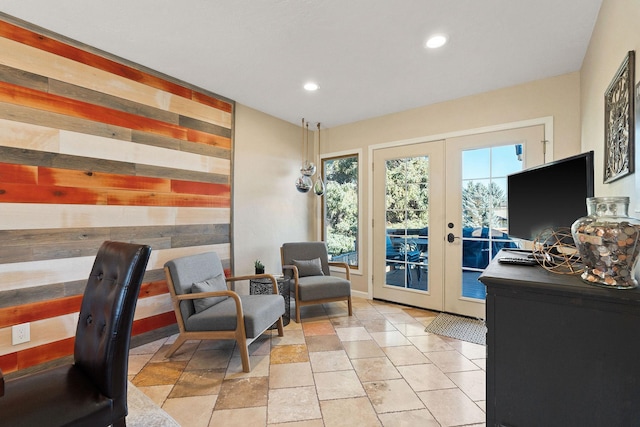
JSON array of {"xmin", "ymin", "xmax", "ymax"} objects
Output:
[{"xmin": 425, "ymin": 312, "xmax": 486, "ymax": 346}]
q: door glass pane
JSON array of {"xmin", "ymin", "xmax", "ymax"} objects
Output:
[
  {"xmin": 385, "ymin": 156, "xmax": 429, "ymax": 291},
  {"xmin": 461, "ymin": 145, "xmax": 523, "ymax": 299},
  {"xmin": 463, "ymin": 148, "xmax": 490, "ymax": 179}
]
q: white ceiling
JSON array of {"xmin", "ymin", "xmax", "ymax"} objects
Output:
[{"xmin": 0, "ymin": 0, "xmax": 602, "ymax": 128}]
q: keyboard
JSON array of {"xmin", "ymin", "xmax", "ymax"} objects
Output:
[{"xmin": 498, "ymin": 257, "xmax": 538, "ymax": 266}]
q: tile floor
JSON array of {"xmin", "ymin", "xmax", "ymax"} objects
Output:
[{"xmin": 128, "ymin": 297, "xmax": 487, "ymax": 427}]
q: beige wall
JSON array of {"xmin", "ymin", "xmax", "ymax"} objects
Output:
[
  {"xmin": 233, "ymin": 104, "xmax": 315, "ymax": 281},
  {"xmin": 233, "ymin": 73, "xmax": 580, "ymax": 292},
  {"xmin": 581, "ymin": 0, "xmax": 640, "ymax": 210},
  {"xmin": 324, "ymin": 72, "xmax": 581, "ymax": 159}
]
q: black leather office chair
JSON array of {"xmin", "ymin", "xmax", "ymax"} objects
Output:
[{"xmin": 0, "ymin": 241, "xmax": 151, "ymax": 427}]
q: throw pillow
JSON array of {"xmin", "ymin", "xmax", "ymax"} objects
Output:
[
  {"xmin": 192, "ymin": 274, "xmax": 228, "ymax": 313},
  {"xmin": 292, "ymin": 258, "xmax": 324, "ymax": 277}
]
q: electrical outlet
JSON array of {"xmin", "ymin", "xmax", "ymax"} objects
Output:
[{"xmin": 12, "ymin": 322, "xmax": 30, "ymax": 345}]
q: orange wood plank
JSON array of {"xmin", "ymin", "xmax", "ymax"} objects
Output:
[
  {"xmin": 186, "ymin": 128, "xmax": 232, "ymax": 148},
  {"xmin": 17, "ymin": 337, "xmax": 74, "ymax": 371},
  {"xmin": 0, "ymin": 81, "xmax": 231, "ymax": 147},
  {"xmin": 106, "ymin": 190, "xmax": 231, "ymax": 208},
  {"xmin": 0, "ymin": 295, "xmax": 82, "ymax": 328},
  {"xmin": 171, "ymin": 180, "xmax": 230, "ymax": 197},
  {"xmin": 38, "ymin": 167, "xmax": 171, "ymax": 192},
  {"xmin": 131, "ymin": 311, "xmax": 176, "ymax": 336},
  {"xmin": 192, "ymin": 91, "xmax": 233, "ymax": 113},
  {"xmin": 0, "ymin": 81, "xmax": 188, "ymax": 140},
  {"xmin": 0, "ymin": 181, "xmax": 230, "ymax": 207},
  {"xmin": 0, "ymin": 163, "xmax": 38, "ymax": 184},
  {"xmin": 139, "ymin": 280, "xmax": 170, "ymax": 299},
  {"xmin": 187, "ymin": 129, "xmax": 232, "ymax": 148},
  {"xmin": 0, "ymin": 182, "xmax": 107, "ymax": 204},
  {"xmin": 0, "ymin": 352, "xmax": 18, "ymax": 374}
]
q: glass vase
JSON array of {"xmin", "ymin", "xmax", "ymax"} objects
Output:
[
  {"xmin": 295, "ymin": 175, "xmax": 312, "ymax": 193},
  {"xmin": 571, "ymin": 196, "xmax": 640, "ymax": 289}
]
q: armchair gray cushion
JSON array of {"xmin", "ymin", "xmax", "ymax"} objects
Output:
[
  {"xmin": 192, "ymin": 274, "xmax": 228, "ymax": 313},
  {"xmin": 297, "ymin": 275, "xmax": 350, "ymax": 301},
  {"xmin": 292, "ymin": 257, "xmax": 324, "ymax": 277},
  {"xmin": 187, "ymin": 294, "xmax": 283, "ymax": 338}
]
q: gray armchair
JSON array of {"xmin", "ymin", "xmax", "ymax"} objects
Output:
[
  {"xmin": 280, "ymin": 241, "xmax": 352, "ymax": 323},
  {"xmin": 164, "ymin": 251, "xmax": 284, "ymax": 372}
]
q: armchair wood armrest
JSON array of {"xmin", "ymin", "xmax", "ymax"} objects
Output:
[
  {"xmin": 175, "ymin": 289, "xmax": 245, "ymax": 319},
  {"xmin": 281, "ymin": 264, "xmax": 300, "ymax": 299},
  {"xmin": 175, "ymin": 290, "xmax": 237, "ymax": 300},
  {"xmin": 282, "ymin": 265, "xmax": 300, "ymax": 281},
  {"xmin": 328, "ymin": 261, "xmax": 351, "ymax": 280}
]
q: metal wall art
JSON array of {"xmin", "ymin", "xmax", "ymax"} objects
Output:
[{"xmin": 604, "ymin": 50, "xmax": 635, "ymax": 184}]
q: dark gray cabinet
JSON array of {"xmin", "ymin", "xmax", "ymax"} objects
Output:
[{"xmin": 479, "ymin": 251, "xmax": 640, "ymax": 426}]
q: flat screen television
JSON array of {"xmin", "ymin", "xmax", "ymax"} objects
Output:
[{"xmin": 507, "ymin": 151, "xmax": 595, "ymax": 241}]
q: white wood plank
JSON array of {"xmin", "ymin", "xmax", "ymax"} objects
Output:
[
  {"xmin": 149, "ymin": 244, "xmax": 231, "ymax": 271},
  {"xmin": 0, "ymin": 312, "xmax": 78, "ymax": 356},
  {"xmin": 0, "ymin": 118, "xmax": 60, "ymax": 151},
  {"xmin": 0, "ymin": 204, "xmax": 229, "ymax": 230},
  {"xmin": 133, "ymin": 293, "xmax": 173, "ymax": 321},
  {"xmin": 59, "ymin": 129, "xmax": 230, "ymax": 175},
  {"xmin": 174, "ymin": 206, "xmax": 231, "ymax": 225},
  {"xmin": 0, "ymin": 119, "xmax": 230, "ymax": 175},
  {"xmin": 169, "ymin": 95, "xmax": 232, "ymax": 128},
  {"xmin": 0, "ymin": 257, "xmax": 94, "ymax": 292}
]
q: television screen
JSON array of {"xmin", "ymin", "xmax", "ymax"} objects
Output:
[{"xmin": 507, "ymin": 151, "xmax": 594, "ymax": 241}]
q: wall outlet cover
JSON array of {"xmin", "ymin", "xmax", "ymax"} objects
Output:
[{"xmin": 12, "ymin": 322, "xmax": 31, "ymax": 345}]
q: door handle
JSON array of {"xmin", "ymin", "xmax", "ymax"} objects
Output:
[{"xmin": 447, "ymin": 233, "xmax": 460, "ymax": 243}]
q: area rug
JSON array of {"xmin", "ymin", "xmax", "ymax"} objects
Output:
[
  {"xmin": 127, "ymin": 382, "xmax": 180, "ymax": 427},
  {"xmin": 425, "ymin": 312, "xmax": 487, "ymax": 346}
]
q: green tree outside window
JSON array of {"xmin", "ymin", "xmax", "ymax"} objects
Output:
[{"xmin": 323, "ymin": 155, "xmax": 358, "ymax": 266}]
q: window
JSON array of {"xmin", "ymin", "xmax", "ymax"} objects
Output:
[{"xmin": 322, "ymin": 154, "xmax": 359, "ymax": 268}]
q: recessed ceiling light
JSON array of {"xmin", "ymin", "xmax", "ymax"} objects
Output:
[
  {"xmin": 426, "ymin": 35, "xmax": 447, "ymax": 49},
  {"xmin": 304, "ymin": 82, "xmax": 319, "ymax": 91}
]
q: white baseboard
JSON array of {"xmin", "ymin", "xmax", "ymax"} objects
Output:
[{"xmin": 351, "ymin": 289, "xmax": 369, "ymax": 299}]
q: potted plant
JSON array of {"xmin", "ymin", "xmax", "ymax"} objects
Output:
[{"xmin": 254, "ymin": 260, "xmax": 265, "ymax": 274}]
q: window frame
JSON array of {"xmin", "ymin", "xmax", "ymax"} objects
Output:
[{"xmin": 320, "ymin": 150, "xmax": 362, "ymax": 272}]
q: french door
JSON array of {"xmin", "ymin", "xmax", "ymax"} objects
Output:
[
  {"xmin": 372, "ymin": 141, "xmax": 446, "ymax": 309},
  {"xmin": 372, "ymin": 125, "xmax": 545, "ymax": 317}
]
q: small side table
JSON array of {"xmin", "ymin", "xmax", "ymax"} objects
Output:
[{"xmin": 249, "ymin": 276, "xmax": 290, "ymax": 327}]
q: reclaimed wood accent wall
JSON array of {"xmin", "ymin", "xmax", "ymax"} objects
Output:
[{"xmin": 0, "ymin": 18, "xmax": 234, "ymax": 374}]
